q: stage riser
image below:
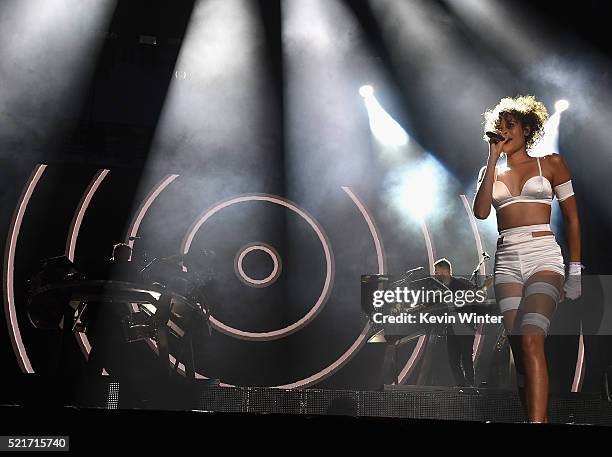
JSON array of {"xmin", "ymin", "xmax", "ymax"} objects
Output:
[
  {"xmin": 4, "ymin": 378, "xmax": 611, "ymax": 425},
  {"xmin": 197, "ymin": 387, "xmax": 611, "ymax": 425}
]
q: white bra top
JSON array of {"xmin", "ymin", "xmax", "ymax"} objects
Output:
[{"xmin": 492, "ymin": 157, "xmax": 553, "ymax": 210}]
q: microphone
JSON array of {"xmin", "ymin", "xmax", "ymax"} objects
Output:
[
  {"xmin": 485, "ymin": 131, "xmax": 506, "ymax": 143},
  {"xmin": 482, "ymin": 251, "xmax": 490, "ymax": 260}
]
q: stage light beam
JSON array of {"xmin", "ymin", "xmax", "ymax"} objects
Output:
[
  {"xmin": 0, "ymin": 0, "xmax": 117, "ymax": 149},
  {"xmin": 531, "ymin": 98, "xmax": 569, "ymax": 157},
  {"xmin": 359, "ymin": 86, "xmax": 408, "ymax": 147}
]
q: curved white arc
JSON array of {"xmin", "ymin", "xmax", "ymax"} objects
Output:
[
  {"xmin": 181, "ymin": 194, "xmax": 334, "ymax": 341},
  {"xmin": 127, "ymin": 174, "xmax": 180, "ymax": 248},
  {"xmin": 460, "ymin": 194, "xmax": 488, "ymax": 367},
  {"xmin": 182, "ymin": 198, "xmax": 239, "ymax": 254},
  {"xmin": 460, "ymin": 195, "xmax": 486, "ymax": 276},
  {"xmin": 65, "ymin": 169, "xmax": 110, "ymax": 360},
  {"xmin": 66, "ymin": 170, "xmax": 110, "ymax": 262},
  {"xmin": 341, "ymin": 187, "xmax": 386, "ymax": 274},
  {"xmin": 4, "ymin": 164, "xmax": 47, "ymax": 373},
  {"xmin": 420, "ymin": 221, "xmax": 435, "ymax": 275},
  {"xmin": 393, "ymin": 217, "xmax": 436, "ymax": 385},
  {"xmin": 572, "ymin": 330, "xmax": 585, "ymax": 392}
]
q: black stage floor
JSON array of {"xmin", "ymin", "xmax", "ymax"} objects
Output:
[{"xmin": 2, "ymin": 375, "xmax": 611, "ymax": 428}]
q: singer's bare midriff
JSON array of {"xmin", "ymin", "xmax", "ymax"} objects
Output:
[{"xmin": 496, "ymin": 202, "xmax": 552, "ymax": 232}]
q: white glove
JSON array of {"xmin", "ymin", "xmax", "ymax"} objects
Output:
[{"xmin": 563, "ymin": 262, "xmax": 583, "ymax": 300}]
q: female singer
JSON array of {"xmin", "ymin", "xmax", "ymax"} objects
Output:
[{"xmin": 473, "ymin": 95, "xmax": 582, "ymax": 422}]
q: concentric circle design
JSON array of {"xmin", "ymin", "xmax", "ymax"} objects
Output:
[
  {"xmin": 10, "ymin": 168, "xmax": 586, "ymax": 391},
  {"xmin": 181, "ymin": 193, "xmax": 334, "ymax": 341},
  {"xmin": 234, "ymin": 242, "xmax": 282, "ymax": 288}
]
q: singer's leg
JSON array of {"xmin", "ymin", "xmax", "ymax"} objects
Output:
[
  {"xmin": 519, "ymin": 271, "xmax": 563, "ymax": 423},
  {"xmin": 495, "ymin": 280, "xmax": 526, "ymax": 413}
]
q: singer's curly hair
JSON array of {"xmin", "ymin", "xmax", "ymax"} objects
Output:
[{"xmin": 483, "ymin": 95, "xmax": 549, "ymax": 151}]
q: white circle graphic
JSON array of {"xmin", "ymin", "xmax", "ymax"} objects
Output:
[
  {"xmin": 235, "ymin": 243, "xmax": 281, "ymax": 288},
  {"xmin": 181, "ymin": 194, "xmax": 334, "ymax": 341}
]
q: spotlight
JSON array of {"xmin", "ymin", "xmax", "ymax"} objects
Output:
[
  {"xmin": 359, "ymin": 85, "xmax": 374, "ymax": 98},
  {"xmin": 360, "ymin": 85, "xmax": 408, "ymax": 147},
  {"xmin": 555, "ymin": 99, "xmax": 569, "ymax": 112}
]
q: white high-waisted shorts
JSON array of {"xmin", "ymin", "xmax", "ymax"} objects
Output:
[{"xmin": 494, "ymin": 224, "xmax": 565, "ymax": 285}]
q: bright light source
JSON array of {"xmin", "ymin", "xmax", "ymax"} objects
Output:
[
  {"xmin": 555, "ymin": 99, "xmax": 569, "ymax": 112},
  {"xmin": 361, "ymin": 90, "xmax": 408, "ymax": 147},
  {"xmin": 531, "ymin": 100, "xmax": 570, "ymax": 156},
  {"xmin": 359, "ymin": 85, "xmax": 374, "ymax": 98}
]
